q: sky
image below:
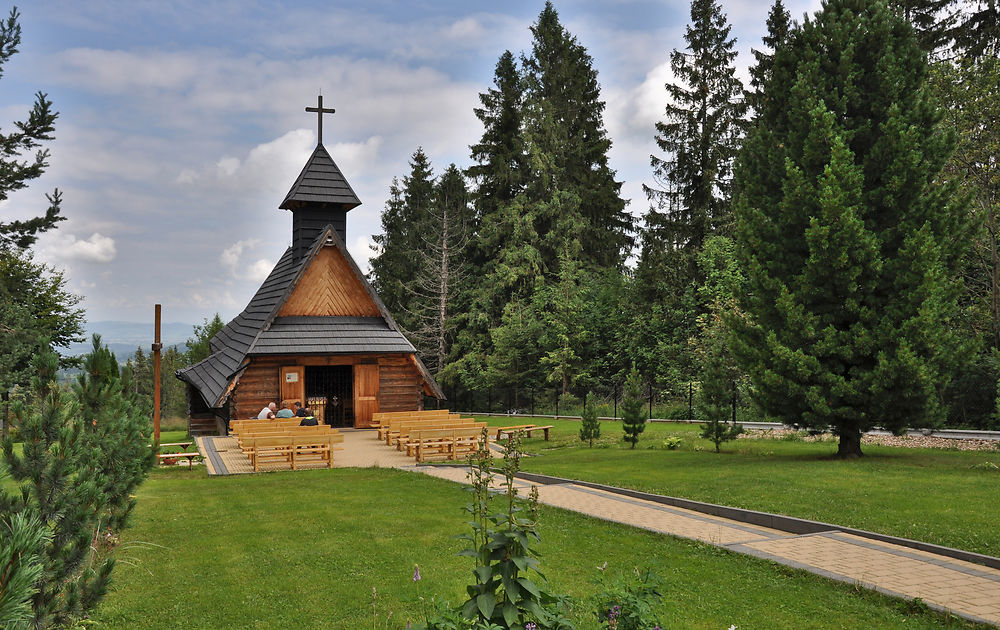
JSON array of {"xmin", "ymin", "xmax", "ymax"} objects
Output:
[{"xmin": 2, "ymin": 0, "xmax": 822, "ymax": 327}]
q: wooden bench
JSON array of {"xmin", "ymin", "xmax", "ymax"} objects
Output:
[
  {"xmin": 402, "ymin": 421, "xmax": 487, "ymax": 456},
  {"xmin": 247, "ymin": 434, "xmax": 343, "ymax": 472},
  {"xmin": 409, "ymin": 427, "xmax": 489, "ymax": 463},
  {"xmin": 157, "ymin": 451, "xmax": 203, "ymax": 468},
  {"xmin": 375, "ymin": 410, "xmax": 455, "ymax": 441},
  {"xmin": 496, "ymin": 425, "xmax": 555, "ymax": 441},
  {"xmin": 238, "ymin": 426, "xmax": 339, "ymax": 455},
  {"xmin": 394, "ymin": 419, "xmax": 479, "ymax": 450}
]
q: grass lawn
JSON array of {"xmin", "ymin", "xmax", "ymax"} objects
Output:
[
  {"xmin": 478, "ymin": 417, "xmax": 1000, "ymax": 557},
  {"xmin": 95, "ymin": 466, "xmax": 980, "ymax": 629}
]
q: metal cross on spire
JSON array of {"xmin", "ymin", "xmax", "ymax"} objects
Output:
[{"xmin": 305, "ymin": 94, "xmax": 336, "ymax": 145}]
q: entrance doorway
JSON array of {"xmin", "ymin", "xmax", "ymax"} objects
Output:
[{"xmin": 305, "ymin": 365, "xmax": 354, "ymax": 427}]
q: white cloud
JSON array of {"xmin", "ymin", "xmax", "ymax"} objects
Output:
[
  {"xmin": 350, "ymin": 235, "xmax": 374, "ymax": 276},
  {"xmin": 220, "ymin": 238, "xmax": 274, "ymax": 283},
  {"xmin": 41, "ymin": 232, "xmax": 117, "ymax": 263}
]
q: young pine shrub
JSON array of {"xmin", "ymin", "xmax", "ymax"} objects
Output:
[
  {"xmin": 621, "ymin": 369, "xmax": 646, "ymax": 449},
  {"xmin": 579, "ymin": 392, "xmax": 601, "ymax": 447}
]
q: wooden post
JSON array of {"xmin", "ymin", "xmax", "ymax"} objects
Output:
[{"xmin": 153, "ymin": 304, "xmax": 162, "ymax": 444}]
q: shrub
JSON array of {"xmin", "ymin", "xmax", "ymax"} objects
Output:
[{"xmin": 593, "ymin": 566, "xmax": 664, "ymax": 630}]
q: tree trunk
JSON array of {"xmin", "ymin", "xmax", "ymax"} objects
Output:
[{"xmin": 837, "ymin": 428, "xmax": 863, "ymax": 458}]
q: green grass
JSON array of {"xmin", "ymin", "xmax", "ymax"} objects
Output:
[
  {"xmin": 95, "ymin": 466, "xmax": 980, "ymax": 629},
  {"xmin": 480, "ymin": 417, "xmax": 1000, "ymax": 556}
]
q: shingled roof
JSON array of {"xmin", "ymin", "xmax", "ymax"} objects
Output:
[
  {"xmin": 177, "ymin": 225, "xmax": 444, "ymax": 408},
  {"xmin": 279, "ymin": 144, "xmax": 361, "ymax": 210}
]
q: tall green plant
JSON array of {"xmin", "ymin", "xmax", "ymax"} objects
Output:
[
  {"xmin": 423, "ymin": 429, "xmax": 572, "ymax": 629},
  {"xmin": 621, "ymin": 369, "xmax": 646, "ymax": 449}
]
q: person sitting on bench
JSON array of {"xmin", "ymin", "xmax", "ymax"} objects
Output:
[
  {"xmin": 294, "ymin": 401, "xmax": 309, "ymax": 417},
  {"xmin": 299, "ymin": 408, "xmax": 318, "ymax": 426},
  {"xmin": 275, "ymin": 402, "xmax": 295, "ymax": 418},
  {"xmin": 257, "ymin": 402, "xmax": 277, "ymax": 419}
]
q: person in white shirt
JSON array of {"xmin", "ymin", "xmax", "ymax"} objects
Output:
[{"xmin": 257, "ymin": 402, "xmax": 277, "ymax": 419}]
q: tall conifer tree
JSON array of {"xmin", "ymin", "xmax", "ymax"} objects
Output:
[
  {"xmin": 733, "ymin": 0, "xmax": 968, "ymax": 457},
  {"xmin": 645, "ymin": 0, "xmax": 746, "ymax": 273},
  {"xmin": 747, "ymin": 0, "xmax": 791, "ymax": 118},
  {"xmin": 522, "ymin": 1, "xmax": 632, "ymax": 271}
]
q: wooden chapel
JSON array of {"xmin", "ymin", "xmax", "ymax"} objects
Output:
[{"xmin": 176, "ymin": 96, "xmax": 444, "ymax": 434}]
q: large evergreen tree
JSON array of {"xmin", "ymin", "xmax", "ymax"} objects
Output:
[
  {"xmin": 644, "ymin": 0, "xmax": 746, "ymax": 271},
  {"xmin": 521, "ymin": 1, "xmax": 632, "ymax": 271},
  {"xmin": 370, "ymin": 149, "xmax": 435, "ymax": 334},
  {"xmin": 747, "ymin": 0, "xmax": 791, "ymax": 118},
  {"xmin": 733, "ymin": 0, "xmax": 968, "ymax": 457}
]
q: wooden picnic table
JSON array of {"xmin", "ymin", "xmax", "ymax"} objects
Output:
[
  {"xmin": 158, "ymin": 441, "xmax": 194, "ymax": 451},
  {"xmin": 157, "ymin": 451, "xmax": 203, "ymax": 469},
  {"xmin": 495, "ymin": 424, "xmax": 555, "ymax": 441}
]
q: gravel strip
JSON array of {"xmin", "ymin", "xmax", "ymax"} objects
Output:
[{"xmin": 739, "ymin": 428, "xmax": 1000, "ymax": 452}]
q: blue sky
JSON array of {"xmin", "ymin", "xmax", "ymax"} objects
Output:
[{"xmin": 2, "ymin": 0, "xmax": 820, "ymax": 326}]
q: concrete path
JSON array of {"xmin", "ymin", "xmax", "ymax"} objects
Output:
[{"xmin": 199, "ymin": 429, "xmax": 1000, "ymax": 626}]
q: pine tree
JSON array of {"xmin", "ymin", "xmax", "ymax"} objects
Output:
[
  {"xmin": 733, "ymin": 0, "xmax": 968, "ymax": 457},
  {"xmin": 74, "ymin": 335, "xmax": 155, "ymax": 533},
  {"xmin": 644, "ymin": 0, "xmax": 746, "ymax": 274},
  {"xmin": 450, "ymin": 52, "xmax": 527, "ymax": 392},
  {"xmin": 579, "ymin": 391, "xmax": 601, "ymax": 446},
  {"xmin": 522, "ymin": 1, "xmax": 632, "ymax": 270},
  {"xmin": 1, "ymin": 346, "xmax": 111, "ymax": 626},
  {"xmin": 0, "ymin": 511, "xmax": 49, "ymax": 628},
  {"xmin": 621, "ymin": 368, "xmax": 647, "ymax": 448}
]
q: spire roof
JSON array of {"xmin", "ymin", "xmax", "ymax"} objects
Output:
[{"xmin": 279, "ymin": 143, "xmax": 361, "ymax": 211}]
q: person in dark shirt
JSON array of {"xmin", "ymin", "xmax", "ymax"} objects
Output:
[
  {"xmin": 294, "ymin": 401, "xmax": 309, "ymax": 417},
  {"xmin": 299, "ymin": 408, "xmax": 318, "ymax": 426}
]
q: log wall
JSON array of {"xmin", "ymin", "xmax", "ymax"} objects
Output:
[{"xmin": 230, "ymin": 354, "xmax": 425, "ymax": 422}]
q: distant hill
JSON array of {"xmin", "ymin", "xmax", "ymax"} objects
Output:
[{"xmin": 63, "ymin": 320, "xmax": 196, "ymax": 359}]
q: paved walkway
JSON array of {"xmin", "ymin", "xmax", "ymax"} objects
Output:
[{"xmin": 198, "ymin": 430, "xmax": 1000, "ymax": 626}]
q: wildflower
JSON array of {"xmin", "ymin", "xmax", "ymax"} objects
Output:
[
  {"xmin": 413, "ymin": 564, "xmax": 421, "ymax": 581},
  {"xmin": 525, "ymin": 624, "xmax": 537, "ymax": 630},
  {"xmin": 597, "ymin": 561, "xmax": 608, "ymax": 571}
]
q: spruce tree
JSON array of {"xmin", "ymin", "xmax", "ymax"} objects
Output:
[
  {"xmin": 644, "ymin": 0, "xmax": 746, "ymax": 272},
  {"xmin": 450, "ymin": 52, "xmax": 527, "ymax": 392},
  {"xmin": 733, "ymin": 0, "xmax": 968, "ymax": 457},
  {"xmin": 747, "ymin": 0, "xmax": 791, "ymax": 117},
  {"xmin": 888, "ymin": 0, "xmax": 957, "ymax": 53},
  {"xmin": 621, "ymin": 368, "xmax": 647, "ymax": 448},
  {"xmin": 579, "ymin": 391, "xmax": 601, "ymax": 446},
  {"xmin": 522, "ymin": 1, "xmax": 632, "ymax": 270}
]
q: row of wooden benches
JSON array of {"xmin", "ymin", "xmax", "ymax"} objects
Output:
[
  {"xmin": 242, "ymin": 434, "xmax": 342, "ymax": 472},
  {"xmin": 234, "ymin": 424, "xmax": 344, "ymax": 472}
]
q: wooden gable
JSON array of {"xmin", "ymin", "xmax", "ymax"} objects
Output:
[{"xmin": 278, "ymin": 244, "xmax": 381, "ymax": 317}]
